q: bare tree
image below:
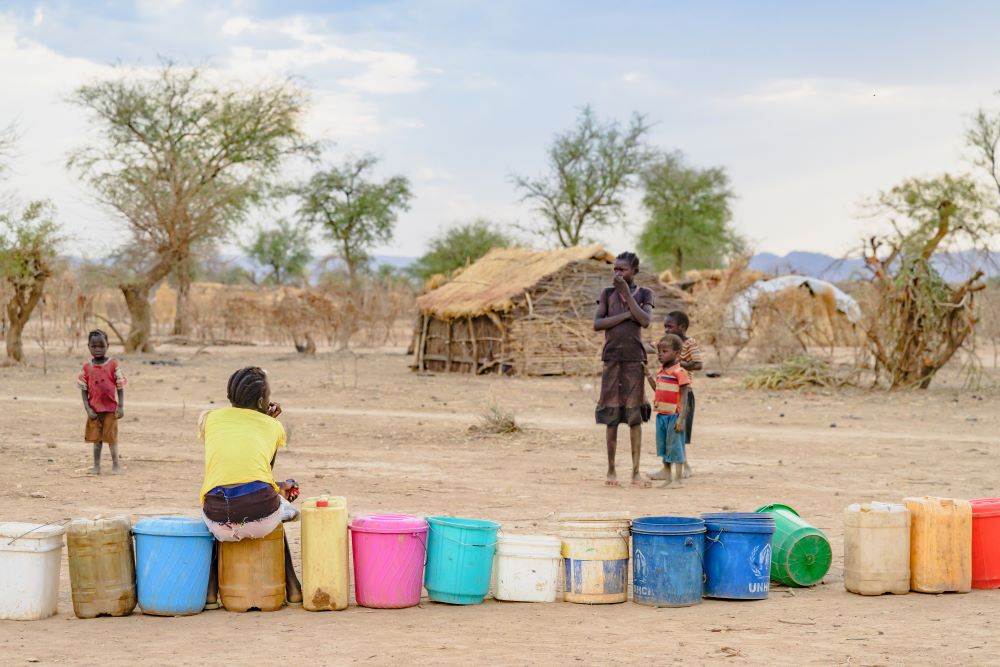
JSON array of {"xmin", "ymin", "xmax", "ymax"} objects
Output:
[
  {"xmin": 513, "ymin": 106, "xmax": 651, "ymax": 247},
  {"xmin": 68, "ymin": 63, "xmax": 311, "ymax": 350}
]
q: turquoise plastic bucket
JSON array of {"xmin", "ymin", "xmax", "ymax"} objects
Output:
[{"xmin": 424, "ymin": 516, "xmax": 500, "ymax": 605}]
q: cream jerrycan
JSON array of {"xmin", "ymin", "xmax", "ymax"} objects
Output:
[
  {"xmin": 67, "ymin": 516, "xmax": 137, "ymax": 618},
  {"xmin": 903, "ymin": 496, "xmax": 972, "ymax": 593},
  {"xmin": 301, "ymin": 496, "xmax": 349, "ymax": 611},
  {"xmin": 843, "ymin": 502, "xmax": 910, "ymax": 595}
]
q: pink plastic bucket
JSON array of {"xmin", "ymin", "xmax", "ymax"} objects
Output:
[{"xmin": 349, "ymin": 514, "xmax": 428, "ymax": 608}]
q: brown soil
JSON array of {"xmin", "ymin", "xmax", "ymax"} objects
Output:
[{"xmin": 1, "ymin": 345, "xmax": 998, "ymax": 665}]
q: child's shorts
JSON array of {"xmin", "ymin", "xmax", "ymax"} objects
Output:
[
  {"xmin": 655, "ymin": 412, "xmax": 686, "ymax": 464},
  {"xmin": 85, "ymin": 413, "xmax": 118, "ymax": 445}
]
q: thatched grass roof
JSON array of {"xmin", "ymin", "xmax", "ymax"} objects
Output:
[{"xmin": 415, "ymin": 244, "xmax": 615, "ymax": 319}]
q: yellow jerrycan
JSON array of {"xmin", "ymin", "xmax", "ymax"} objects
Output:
[
  {"xmin": 67, "ymin": 516, "xmax": 137, "ymax": 618},
  {"xmin": 301, "ymin": 496, "xmax": 349, "ymax": 611},
  {"xmin": 903, "ymin": 496, "xmax": 972, "ymax": 593}
]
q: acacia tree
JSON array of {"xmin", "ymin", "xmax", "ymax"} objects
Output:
[
  {"xmin": 296, "ymin": 156, "xmax": 412, "ymax": 289},
  {"xmin": 637, "ymin": 151, "xmax": 744, "ymax": 274},
  {"xmin": 410, "ymin": 219, "xmax": 512, "ymax": 281},
  {"xmin": 513, "ymin": 105, "xmax": 651, "ymax": 247},
  {"xmin": 863, "ymin": 174, "xmax": 997, "ymax": 389},
  {"xmin": 0, "ymin": 201, "xmax": 61, "ymax": 362},
  {"xmin": 245, "ymin": 219, "xmax": 312, "ymax": 285},
  {"xmin": 69, "ymin": 64, "xmax": 310, "ymax": 350}
]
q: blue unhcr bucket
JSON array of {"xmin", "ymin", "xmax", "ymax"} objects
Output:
[
  {"xmin": 133, "ymin": 518, "xmax": 214, "ymax": 616},
  {"xmin": 701, "ymin": 513, "xmax": 775, "ymax": 600},
  {"xmin": 424, "ymin": 516, "xmax": 500, "ymax": 605},
  {"xmin": 631, "ymin": 517, "xmax": 705, "ymax": 607}
]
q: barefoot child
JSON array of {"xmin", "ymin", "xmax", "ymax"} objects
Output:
[
  {"xmin": 664, "ymin": 311, "xmax": 703, "ymax": 478},
  {"xmin": 593, "ymin": 251, "xmax": 654, "ymax": 487},
  {"xmin": 199, "ymin": 366, "xmax": 302, "ymax": 606},
  {"xmin": 78, "ymin": 329, "xmax": 126, "ymax": 474},
  {"xmin": 645, "ymin": 334, "xmax": 690, "ymax": 486}
]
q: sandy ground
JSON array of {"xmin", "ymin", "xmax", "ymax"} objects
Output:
[{"xmin": 0, "ymin": 343, "xmax": 999, "ymax": 666}]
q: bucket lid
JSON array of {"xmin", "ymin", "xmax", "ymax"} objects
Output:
[
  {"xmin": 303, "ymin": 496, "xmax": 347, "ymax": 511},
  {"xmin": 558, "ymin": 511, "xmax": 630, "ymax": 522},
  {"xmin": 632, "ymin": 516, "xmax": 705, "ymax": 535},
  {"xmin": 426, "ymin": 516, "xmax": 500, "ymax": 531},
  {"xmin": 0, "ymin": 521, "xmax": 66, "ymax": 542},
  {"xmin": 971, "ymin": 498, "xmax": 1000, "ymax": 518},
  {"xmin": 350, "ymin": 514, "xmax": 428, "ymax": 534},
  {"xmin": 132, "ymin": 517, "xmax": 211, "ymax": 537},
  {"xmin": 755, "ymin": 503, "xmax": 800, "ymax": 517},
  {"xmin": 701, "ymin": 512, "xmax": 774, "ymax": 522}
]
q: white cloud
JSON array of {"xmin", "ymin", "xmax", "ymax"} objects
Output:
[
  {"xmin": 31, "ymin": 6, "xmax": 43, "ymax": 27},
  {"xmin": 622, "ymin": 72, "xmax": 640, "ymax": 83}
]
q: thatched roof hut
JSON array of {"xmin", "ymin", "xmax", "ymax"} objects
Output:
[{"xmin": 411, "ymin": 245, "xmax": 691, "ymax": 376}]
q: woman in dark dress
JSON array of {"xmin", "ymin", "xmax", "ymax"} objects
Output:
[{"xmin": 593, "ymin": 251, "xmax": 654, "ymax": 487}]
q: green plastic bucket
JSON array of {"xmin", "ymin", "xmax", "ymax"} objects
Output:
[{"xmin": 755, "ymin": 504, "xmax": 831, "ymax": 587}]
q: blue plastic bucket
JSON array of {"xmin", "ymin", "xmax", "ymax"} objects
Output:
[
  {"xmin": 701, "ymin": 513, "xmax": 775, "ymax": 600},
  {"xmin": 133, "ymin": 518, "xmax": 214, "ymax": 616},
  {"xmin": 424, "ymin": 516, "xmax": 500, "ymax": 605},
  {"xmin": 631, "ymin": 517, "xmax": 705, "ymax": 607}
]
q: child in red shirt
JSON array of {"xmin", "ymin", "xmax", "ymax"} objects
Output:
[
  {"xmin": 645, "ymin": 334, "xmax": 690, "ymax": 487},
  {"xmin": 77, "ymin": 329, "xmax": 127, "ymax": 474}
]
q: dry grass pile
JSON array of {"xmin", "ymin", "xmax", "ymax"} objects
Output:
[
  {"xmin": 741, "ymin": 354, "xmax": 857, "ymax": 390},
  {"xmin": 469, "ymin": 401, "xmax": 521, "ymax": 435}
]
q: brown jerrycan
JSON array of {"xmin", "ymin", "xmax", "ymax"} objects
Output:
[
  {"xmin": 67, "ymin": 516, "xmax": 137, "ymax": 618},
  {"xmin": 218, "ymin": 524, "xmax": 286, "ymax": 612}
]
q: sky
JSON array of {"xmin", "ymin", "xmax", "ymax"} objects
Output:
[{"xmin": 1, "ymin": 0, "xmax": 999, "ymax": 263}]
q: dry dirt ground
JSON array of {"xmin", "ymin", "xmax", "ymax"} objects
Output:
[{"xmin": 1, "ymin": 344, "xmax": 999, "ymax": 666}]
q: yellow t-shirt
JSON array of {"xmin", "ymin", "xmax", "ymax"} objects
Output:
[{"xmin": 198, "ymin": 407, "xmax": 286, "ymax": 502}]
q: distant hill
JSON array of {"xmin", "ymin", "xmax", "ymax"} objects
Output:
[{"xmin": 749, "ymin": 251, "xmax": 999, "ymax": 283}]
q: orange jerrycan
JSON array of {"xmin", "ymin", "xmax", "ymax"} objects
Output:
[
  {"xmin": 218, "ymin": 524, "xmax": 286, "ymax": 612},
  {"xmin": 903, "ymin": 496, "xmax": 972, "ymax": 593},
  {"xmin": 67, "ymin": 516, "xmax": 137, "ymax": 618}
]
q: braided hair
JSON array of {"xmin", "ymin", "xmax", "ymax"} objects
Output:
[
  {"xmin": 227, "ymin": 366, "xmax": 269, "ymax": 411},
  {"xmin": 615, "ymin": 251, "xmax": 640, "ymax": 270},
  {"xmin": 87, "ymin": 329, "xmax": 109, "ymax": 344}
]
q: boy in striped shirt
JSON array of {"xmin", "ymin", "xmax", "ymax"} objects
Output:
[
  {"xmin": 645, "ymin": 334, "xmax": 691, "ymax": 487},
  {"xmin": 665, "ymin": 311, "xmax": 703, "ymax": 478}
]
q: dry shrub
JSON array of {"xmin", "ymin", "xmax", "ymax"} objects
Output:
[
  {"xmin": 686, "ymin": 255, "xmax": 762, "ymax": 366},
  {"xmin": 469, "ymin": 401, "xmax": 521, "ymax": 435},
  {"xmin": 742, "ymin": 354, "xmax": 857, "ymax": 390}
]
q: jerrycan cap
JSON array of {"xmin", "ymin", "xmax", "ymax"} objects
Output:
[{"xmin": 316, "ymin": 497, "xmax": 329, "ymax": 508}]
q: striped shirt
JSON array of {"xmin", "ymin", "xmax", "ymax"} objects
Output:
[
  {"xmin": 680, "ymin": 336, "xmax": 703, "ymax": 368},
  {"xmin": 653, "ymin": 364, "xmax": 691, "ymax": 415}
]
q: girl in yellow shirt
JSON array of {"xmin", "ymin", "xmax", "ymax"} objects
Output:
[{"xmin": 199, "ymin": 366, "xmax": 302, "ymax": 605}]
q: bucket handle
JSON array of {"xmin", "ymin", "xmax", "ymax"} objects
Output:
[{"xmin": 4, "ymin": 518, "xmax": 71, "ymax": 546}]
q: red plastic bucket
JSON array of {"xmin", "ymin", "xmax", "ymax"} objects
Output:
[{"xmin": 970, "ymin": 498, "xmax": 1000, "ymax": 589}]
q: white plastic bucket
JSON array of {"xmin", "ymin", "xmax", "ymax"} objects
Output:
[
  {"xmin": 0, "ymin": 522, "xmax": 66, "ymax": 620},
  {"xmin": 558, "ymin": 512, "xmax": 631, "ymax": 604},
  {"xmin": 492, "ymin": 534, "xmax": 562, "ymax": 603}
]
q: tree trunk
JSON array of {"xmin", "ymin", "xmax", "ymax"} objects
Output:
[
  {"xmin": 121, "ymin": 283, "xmax": 154, "ymax": 353},
  {"xmin": 4, "ymin": 283, "xmax": 45, "ymax": 363},
  {"xmin": 5, "ymin": 312, "xmax": 25, "ymax": 362},
  {"xmin": 173, "ymin": 254, "xmax": 192, "ymax": 336}
]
